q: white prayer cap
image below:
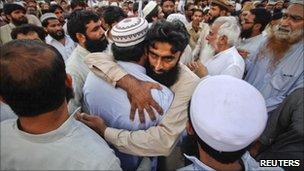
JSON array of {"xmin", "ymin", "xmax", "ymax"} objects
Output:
[
  {"xmin": 166, "ymin": 13, "xmax": 189, "ymax": 27},
  {"xmin": 40, "ymin": 13, "xmax": 58, "ymax": 23},
  {"xmin": 267, "ymin": 0, "xmax": 276, "ymax": 5},
  {"xmin": 290, "ymin": 0, "xmax": 304, "ymax": 5},
  {"xmin": 190, "ymin": 75, "xmax": 268, "ymax": 152},
  {"xmin": 143, "ymin": 1, "xmax": 158, "ymax": 18},
  {"xmin": 111, "ymin": 17, "xmax": 148, "ymax": 47}
]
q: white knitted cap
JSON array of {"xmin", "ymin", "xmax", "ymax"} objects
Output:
[
  {"xmin": 111, "ymin": 17, "xmax": 149, "ymax": 47},
  {"xmin": 143, "ymin": 1, "xmax": 158, "ymax": 18},
  {"xmin": 40, "ymin": 13, "xmax": 58, "ymax": 23},
  {"xmin": 190, "ymin": 75, "xmax": 268, "ymax": 152}
]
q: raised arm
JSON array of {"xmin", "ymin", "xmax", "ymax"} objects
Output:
[
  {"xmin": 78, "ymin": 65, "xmax": 200, "ymax": 156},
  {"xmin": 84, "ymin": 52, "xmax": 163, "ymax": 121}
]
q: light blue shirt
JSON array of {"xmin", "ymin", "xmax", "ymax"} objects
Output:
[
  {"xmin": 83, "ymin": 61, "xmax": 174, "ymax": 170},
  {"xmin": 245, "ymin": 40, "xmax": 304, "ymax": 112},
  {"xmin": 178, "ymin": 152, "xmax": 283, "ymax": 171}
]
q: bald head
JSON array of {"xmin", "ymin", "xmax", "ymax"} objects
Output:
[{"xmin": 0, "ymin": 40, "xmax": 69, "ymax": 117}]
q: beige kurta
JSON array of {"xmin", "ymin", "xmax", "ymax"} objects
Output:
[{"xmin": 84, "ymin": 52, "xmax": 200, "ymax": 156}]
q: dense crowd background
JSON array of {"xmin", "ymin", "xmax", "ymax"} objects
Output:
[{"xmin": 0, "ymin": 0, "xmax": 303, "ymax": 170}]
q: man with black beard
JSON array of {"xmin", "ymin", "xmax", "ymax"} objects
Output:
[
  {"xmin": 245, "ymin": 0, "xmax": 304, "ymax": 112},
  {"xmin": 206, "ymin": 0, "xmax": 230, "ymax": 25},
  {"xmin": 65, "ymin": 10, "xmax": 109, "ymax": 114},
  {"xmin": 41, "ymin": 13, "xmax": 76, "ymax": 62},
  {"xmin": 238, "ymin": 8, "xmax": 271, "ymax": 60},
  {"xmin": 78, "ymin": 19, "xmax": 199, "ymax": 170},
  {"xmin": 82, "ymin": 17, "xmax": 174, "ymax": 170},
  {"xmin": 1, "ymin": 2, "xmax": 28, "ymax": 44}
]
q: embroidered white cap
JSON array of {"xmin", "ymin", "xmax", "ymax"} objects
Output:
[
  {"xmin": 190, "ymin": 75, "xmax": 268, "ymax": 152},
  {"xmin": 111, "ymin": 17, "xmax": 148, "ymax": 47}
]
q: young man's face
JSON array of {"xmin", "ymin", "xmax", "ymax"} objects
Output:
[
  {"xmin": 46, "ymin": 19, "xmax": 65, "ymax": 40},
  {"xmin": 145, "ymin": 42, "xmax": 181, "ymax": 87},
  {"xmin": 192, "ymin": 11, "xmax": 203, "ymax": 25},
  {"xmin": 162, "ymin": 0, "xmax": 175, "ymax": 18},
  {"xmin": 83, "ymin": 20, "xmax": 108, "ymax": 53},
  {"xmin": 9, "ymin": 9, "xmax": 28, "ymax": 26},
  {"xmin": 54, "ymin": 8, "xmax": 65, "ymax": 24}
]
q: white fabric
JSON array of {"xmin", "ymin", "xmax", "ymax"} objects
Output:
[
  {"xmin": 166, "ymin": 13, "xmax": 189, "ymax": 27},
  {"xmin": 111, "ymin": 17, "xmax": 148, "ymax": 47},
  {"xmin": 204, "ymin": 46, "xmax": 245, "ymax": 79},
  {"xmin": 178, "ymin": 152, "xmax": 283, "ymax": 171},
  {"xmin": 46, "ymin": 35, "xmax": 76, "ymax": 62},
  {"xmin": 180, "ymin": 45, "xmax": 194, "ymax": 64},
  {"xmin": 84, "ymin": 61, "xmax": 174, "ymax": 130},
  {"xmin": 143, "ymin": 1, "xmax": 157, "ymax": 18},
  {"xmin": 0, "ymin": 115, "xmax": 122, "ymax": 170},
  {"xmin": 0, "ymin": 102, "xmax": 17, "ymax": 122},
  {"xmin": 66, "ymin": 45, "xmax": 90, "ymax": 114},
  {"xmin": 237, "ymin": 34, "xmax": 267, "ymax": 60},
  {"xmin": 40, "ymin": 13, "xmax": 57, "ymax": 23},
  {"xmin": 190, "ymin": 75, "xmax": 268, "ymax": 152}
]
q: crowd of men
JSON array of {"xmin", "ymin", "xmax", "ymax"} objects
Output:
[{"xmin": 0, "ymin": 0, "xmax": 303, "ymax": 170}]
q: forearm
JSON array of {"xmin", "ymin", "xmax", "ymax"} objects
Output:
[{"xmin": 85, "ymin": 52, "xmax": 128, "ymax": 86}]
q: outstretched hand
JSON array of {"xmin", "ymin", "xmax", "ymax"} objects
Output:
[
  {"xmin": 127, "ymin": 79, "xmax": 164, "ymax": 123},
  {"xmin": 75, "ymin": 113, "xmax": 107, "ymax": 137},
  {"xmin": 187, "ymin": 61, "xmax": 208, "ymax": 78}
]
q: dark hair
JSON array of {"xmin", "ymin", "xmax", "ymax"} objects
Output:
[
  {"xmin": 211, "ymin": 2, "xmax": 229, "ymax": 12},
  {"xmin": 145, "ymin": 5, "xmax": 159, "ymax": 23},
  {"xmin": 103, "ymin": 6, "xmax": 127, "ymax": 26},
  {"xmin": 70, "ymin": 0, "xmax": 87, "ymax": 10},
  {"xmin": 192, "ymin": 8, "xmax": 204, "ymax": 16},
  {"xmin": 67, "ymin": 10, "xmax": 99, "ymax": 43},
  {"xmin": 11, "ymin": 24, "xmax": 47, "ymax": 41},
  {"xmin": 250, "ymin": 8, "xmax": 271, "ymax": 32},
  {"xmin": 112, "ymin": 41, "xmax": 145, "ymax": 62},
  {"xmin": 187, "ymin": 103, "xmax": 250, "ymax": 164},
  {"xmin": 132, "ymin": 2, "xmax": 139, "ymax": 13},
  {"xmin": 145, "ymin": 20, "xmax": 189, "ymax": 54},
  {"xmin": 42, "ymin": 17, "xmax": 58, "ymax": 27},
  {"xmin": 49, "ymin": 4, "xmax": 63, "ymax": 13},
  {"xmin": 160, "ymin": 0, "xmax": 175, "ymax": 6},
  {"xmin": 0, "ymin": 40, "xmax": 67, "ymax": 117}
]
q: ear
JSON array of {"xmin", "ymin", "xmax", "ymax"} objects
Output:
[
  {"xmin": 76, "ymin": 33, "xmax": 86, "ymax": 44},
  {"xmin": 219, "ymin": 35, "xmax": 228, "ymax": 45},
  {"xmin": 186, "ymin": 121, "xmax": 195, "ymax": 135},
  {"xmin": 0, "ymin": 96, "xmax": 5, "ymax": 103},
  {"xmin": 65, "ymin": 74, "xmax": 73, "ymax": 89},
  {"xmin": 220, "ymin": 10, "xmax": 227, "ymax": 16}
]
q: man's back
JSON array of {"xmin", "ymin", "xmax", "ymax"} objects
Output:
[
  {"xmin": 1, "ymin": 115, "xmax": 121, "ymax": 170},
  {"xmin": 84, "ymin": 61, "xmax": 173, "ymax": 130}
]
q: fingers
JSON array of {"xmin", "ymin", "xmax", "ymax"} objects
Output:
[
  {"xmin": 150, "ymin": 100, "xmax": 163, "ymax": 115},
  {"xmin": 145, "ymin": 105, "xmax": 156, "ymax": 121},
  {"xmin": 138, "ymin": 107, "xmax": 145, "ymax": 124},
  {"xmin": 146, "ymin": 82, "xmax": 162, "ymax": 90},
  {"xmin": 130, "ymin": 103, "xmax": 136, "ymax": 121}
]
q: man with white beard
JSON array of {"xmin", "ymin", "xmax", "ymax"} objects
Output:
[
  {"xmin": 245, "ymin": 0, "xmax": 304, "ymax": 112},
  {"xmin": 188, "ymin": 16, "xmax": 245, "ymax": 79}
]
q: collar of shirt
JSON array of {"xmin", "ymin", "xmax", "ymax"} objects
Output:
[
  {"xmin": 46, "ymin": 34, "xmax": 70, "ymax": 45},
  {"xmin": 74, "ymin": 45, "xmax": 90, "ymax": 59},
  {"xmin": 8, "ymin": 23, "xmax": 16, "ymax": 29},
  {"xmin": 183, "ymin": 154, "xmax": 215, "ymax": 170},
  {"xmin": 188, "ymin": 22, "xmax": 203, "ymax": 32},
  {"xmin": 117, "ymin": 61, "xmax": 146, "ymax": 75},
  {"xmin": 241, "ymin": 34, "xmax": 264, "ymax": 44},
  {"xmin": 13, "ymin": 112, "xmax": 79, "ymax": 143},
  {"xmin": 213, "ymin": 46, "xmax": 239, "ymax": 59}
]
